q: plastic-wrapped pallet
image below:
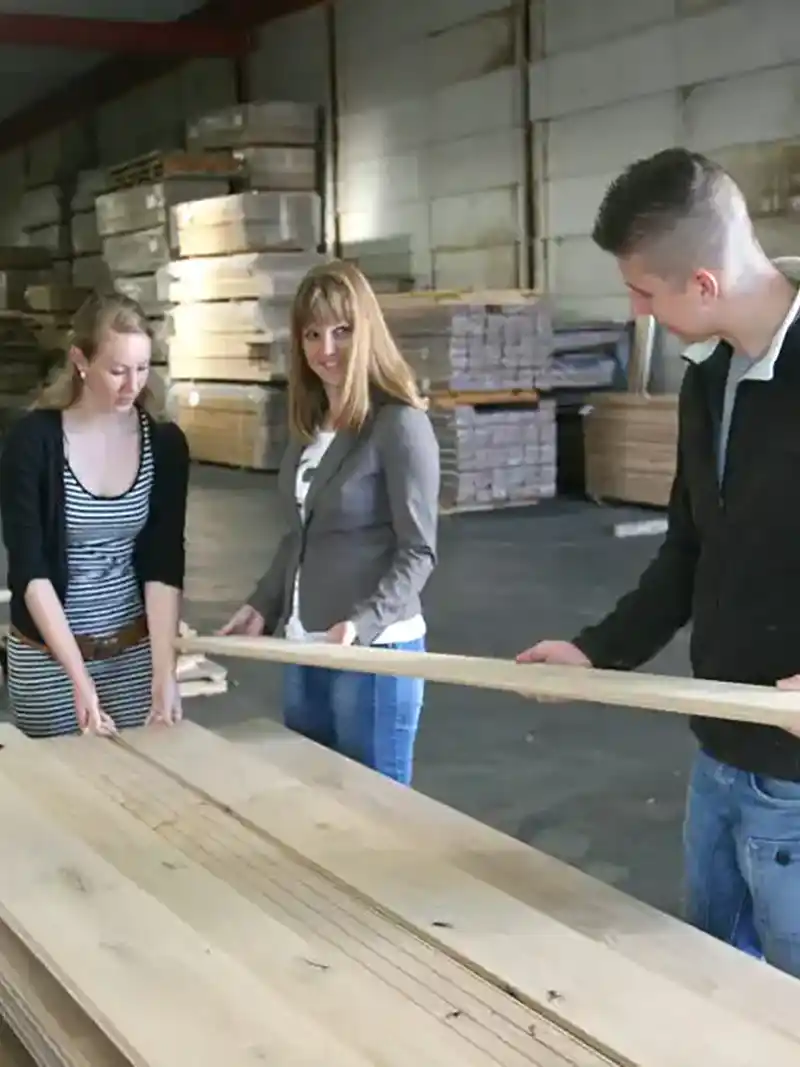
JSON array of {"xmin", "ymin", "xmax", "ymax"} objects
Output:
[
  {"xmin": 167, "ymin": 381, "xmax": 289, "ymax": 471},
  {"xmin": 158, "ymin": 250, "xmax": 321, "ymax": 383},
  {"xmin": 172, "ymin": 191, "xmax": 320, "ymax": 257},
  {"xmin": 186, "ymin": 102, "xmax": 318, "ymax": 150},
  {"xmin": 433, "ymin": 398, "xmax": 558, "ymax": 513},
  {"xmin": 380, "ymin": 294, "xmax": 554, "ymax": 392},
  {"xmin": 95, "ymin": 180, "xmax": 230, "ymax": 250},
  {"xmin": 155, "ymin": 250, "xmax": 323, "ymax": 303},
  {"xmin": 233, "ymin": 146, "xmax": 317, "ymax": 191},
  {"xmin": 95, "ymin": 178, "xmax": 233, "ymax": 324}
]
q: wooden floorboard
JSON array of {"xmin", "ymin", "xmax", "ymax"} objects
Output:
[{"xmin": 0, "ymin": 719, "xmax": 799, "ymax": 1066}]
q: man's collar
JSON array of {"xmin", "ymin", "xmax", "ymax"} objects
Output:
[{"xmin": 682, "ymin": 257, "xmax": 800, "ymax": 382}]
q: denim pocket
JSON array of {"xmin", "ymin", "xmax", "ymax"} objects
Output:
[
  {"xmin": 749, "ymin": 774, "xmax": 800, "ymax": 806},
  {"xmin": 745, "ymin": 837, "xmax": 800, "ymax": 976}
]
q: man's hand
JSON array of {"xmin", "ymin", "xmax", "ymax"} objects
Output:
[
  {"xmin": 516, "ymin": 640, "xmax": 592, "ymax": 667},
  {"xmin": 514, "ymin": 640, "xmax": 591, "ymax": 701},
  {"xmin": 774, "ymin": 674, "xmax": 800, "ymax": 737}
]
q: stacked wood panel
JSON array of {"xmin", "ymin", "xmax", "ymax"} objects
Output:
[
  {"xmin": 163, "ymin": 101, "xmax": 324, "ymax": 472},
  {"xmin": 380, "ymin": 291, "xmax": 557, "ymax": 513},
  {"xmin": 0, "ymin": 716, "xmax": 798, "ymax": 1067},
  {"xmin": 0, "ymin": 249, "xmax": 89, "ymax": 429},
  {"xmin": 582, "ymin": 317, "xmax": 678, "ymax": 507}
]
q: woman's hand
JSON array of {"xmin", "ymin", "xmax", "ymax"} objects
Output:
[
  {"xmin": 73, "ymin": 676, "xmax": 117, "ymax": 736},
  {"xmin": 146, "ymin": 670, "xmax": 182, "ymax": 727},
  {"xmin": 325, "ymin": 621, "xmax": 357, "ymax": 645},
  {"xmin": 217, "ymin": 604, "xmax": 265, "ymax": 637}
]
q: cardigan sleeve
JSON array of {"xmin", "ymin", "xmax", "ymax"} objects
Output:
[
  {"xmin": 0, "ymin": 413, "xmax": 50, "ymax": 597},
  {"xmin": 136, "ymin": 419, "xmax": 190, "ymax": 590}
]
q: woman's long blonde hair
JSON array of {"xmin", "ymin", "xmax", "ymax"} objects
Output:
[
  {"xmin": 33, "ymin": 291, "xmax": 166, "ymax": 418},
  {"xmin": 289, "ymin": 259, "xmax": 424, "ymax": 441}
]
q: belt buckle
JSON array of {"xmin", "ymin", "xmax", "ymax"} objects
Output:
[{"xmin": 92, "ymin": 634, "xmax": 120, "ymax": 660}]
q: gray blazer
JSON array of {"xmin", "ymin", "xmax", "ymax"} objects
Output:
[{"xmin": 247, "ymin": 397, "xmax": 440, "ymax": 645}]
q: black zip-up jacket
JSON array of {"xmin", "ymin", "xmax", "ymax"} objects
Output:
[{"xmin": 573, "ymin": 318, "xmax": 800, "ymax": 781}]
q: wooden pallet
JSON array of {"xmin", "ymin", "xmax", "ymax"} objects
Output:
[
  {"xmin": 0, "ymin": 718, "xmax": 799, "ymax": 1067},
  {"xmin": 106, "ymin": 149, "xmax": 242, "ymax": 190},
  {"xmin": 428, "ymin": 388, "xmax": 540, "ymax": 409}
]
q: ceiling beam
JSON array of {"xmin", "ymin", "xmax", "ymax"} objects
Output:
[
  {"xmin": 0, "ymin": 0, "xmax": 322, "ymax": 156},
  {"xmin": 0, "ymin": 14, "xmax": 246, "ymax": 56}
]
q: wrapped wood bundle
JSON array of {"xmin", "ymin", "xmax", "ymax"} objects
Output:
[
  {"xmin": 381, "ymin": 293, "xmax": 554, "ymax": 392},
  {"xmin": 434, "ymin": 398, "xmax": 557, "ymax": 512},
  {"xmin": 172, "ymin": 191, "xmax": 320, "ymax": 257},
  {"xmin": 167, "ymin": 381, "xmax": 288, "ymax": 470}
]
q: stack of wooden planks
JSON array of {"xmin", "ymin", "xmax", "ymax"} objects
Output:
[{"xmin": 0, "ymin": 715, "xmax": 799, "ymax": 1067}]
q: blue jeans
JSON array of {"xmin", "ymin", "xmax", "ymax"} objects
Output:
[
  {"xmin": 683, "ymin": 747, "xmax": 800, "ymax": 977},
  {"xmin": 282, "ymin": 636, "xmax": 425, "ymax": 785}
]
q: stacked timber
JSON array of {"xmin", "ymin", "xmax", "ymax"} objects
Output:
[
  {"xmin": 17, "ymin": 185, "xmax": 71, "ymax": 283},
  {"xmin": 583, "ymin": 393, "xmax": 678, "ymax": 507},
  {"xmin": 0, "ymin": 250, "xmax": 89, "ymax": 429},
  {"xmin": 94, "ymin": 177, "xmax": 235, "ymax": 366},
  {"xmin": 380, "ymin": 290, "xmax": 557, "ymax": 512},
  {"xmin": 185, "ymin": 99, "xmax": 320, "ymax": 196},
  {"xmin": 69, "ymin": 168, "xmax": 113, "ymax": 293},
  {"xmin": 0, "ymin": 716, "xmax": 798, "ymax": 1067},
  {"xmin": 582, "ymin": 317, "xmax": 678, "ymax": 507},
  {"xmin": 163, "ymin": 190, "xmax": 321, "ymax": 471}
]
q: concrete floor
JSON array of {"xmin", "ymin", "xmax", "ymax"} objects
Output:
[{"xmin": 179, "ymin": 464, "xmax": 694, "ymax": 919}]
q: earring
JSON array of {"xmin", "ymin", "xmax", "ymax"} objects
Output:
[{"xmin": 79, "ymin": 369, "xmax": 86, "ymax": 380}]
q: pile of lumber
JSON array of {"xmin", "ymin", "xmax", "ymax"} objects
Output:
[
  {"xmin": 0, "ymin": 717, "xmax": 798, "ymax": 1067},
  {"xmin": 582, "ymin": 315, "xmax": 678, "ymax": 507},
  {"xmin": 379, "ymin": 289, "xmax": 555, "ymax": 393}
]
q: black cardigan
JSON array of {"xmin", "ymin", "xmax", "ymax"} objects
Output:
[
  {"xmin": 573, "ymin": 318, "xmax": 800, "ymax": 781},
  {"xmin": 0, "ymin": 406, "xmax": 190, "ymax": 642}
]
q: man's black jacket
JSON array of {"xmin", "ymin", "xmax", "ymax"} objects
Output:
[{"xmin": 574, "ymin": 318, "xmax": 800, "ymax": 780}]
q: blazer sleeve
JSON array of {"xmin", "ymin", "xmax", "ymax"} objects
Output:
[
  {"xmin": 349, "ymin": 404, "xmax": 440, "ymax": 645},
  {"xmin": 0, "ymin": 414, "xmax": 49, "ymax": 596},
  {"xmin": 136, "ymin": 419, "xmax": 190, "ymax": 590}
]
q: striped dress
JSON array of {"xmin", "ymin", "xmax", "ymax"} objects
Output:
[{"xmin": 6, "ymin": 410, "xmax": 155, "ymax": 738}]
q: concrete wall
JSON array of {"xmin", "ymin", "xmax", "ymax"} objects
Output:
[
  {"xmin": 0, "ymin": 0, "xmax": 797, "ymax": 327},
  {"xmin": 532, "ymin": 0, "xmax": 800, "ymax": 324},
  {"xmin": 335, "ymin": 0, "xmax": 526, "ymax": 289}
]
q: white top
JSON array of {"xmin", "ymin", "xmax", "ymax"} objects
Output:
[{"xmin": 284, "ymin": 430, "xmax": 425, "ymax": 646}]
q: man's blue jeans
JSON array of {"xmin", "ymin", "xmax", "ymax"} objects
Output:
[
  {"xmin": 282, "ymin": 636, "xmax": 425, "ymax": 785},
  {"xmin": 683, "ymin": 747, "xmax": 800, "ymax": 977}
]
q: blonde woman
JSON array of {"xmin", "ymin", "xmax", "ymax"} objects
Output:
[
  {"xmin": 221, "ymin": 260, "xmax": 440, "ymax": 784},
  {"xmin": 0, "ymin": 292, "xmax": 189, "ymax": 738}
]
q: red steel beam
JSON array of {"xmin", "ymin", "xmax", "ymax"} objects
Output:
[
  {"xmin": 0, "ymin": 0, "xmax": 322, "ymax": 156},
  {"xmin": 0, "ymin": 13, "xmax": 246, "ymax": 56}
]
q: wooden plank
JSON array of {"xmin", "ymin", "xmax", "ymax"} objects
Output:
[
  {"xmin": 175, "ymin": 633, "xmax": 800, "ymax": 732},
  {"xmin": 38, "ymin": 728, "xmax": 607, "ymax": 1067},
  {"xmin": 220, "ymin": 717, "xmax": 800, "ymax": 1045},
  {"xmin": 121, "ymin": 721, "xmax": 800, "ymax": 1067},
  {"xmin": 0, "ymin": 727, "xmax": 377, "ymax": 1067}
]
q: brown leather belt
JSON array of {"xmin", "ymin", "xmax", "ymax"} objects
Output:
[{"xmin": 10, "ymin": 615, "xmax": 148, "ymax": 662}]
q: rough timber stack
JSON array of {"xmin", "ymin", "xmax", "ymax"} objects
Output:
[
  {"xmin": 93, "ymin": 149, "xmax": 240, "ymax": 375},
  {"xmin": 161, "ymin": 101, "xmax": 325, "ymax": 473},
  {"xmin": 0, "ymin": 248, "xmax": 89, "ymax": 431},
  {"xmin": 380, "ymin": 290, "xmax": 557, "ymax": 514},
  {"xmin": 0, "ymin": 715, "xmax": 799, "ymax": 1067}
]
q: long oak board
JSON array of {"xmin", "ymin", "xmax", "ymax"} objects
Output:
[
  {"xmin": 1, "ymin": 720, "xmax": 799, "ymax": 1067},
  {"xmin": 176, "ymin": 632, "xmax": 800, "ymax": 730},
  {"xmin": 125, "ymin": 721, "xmax": 800, "ymax": 1066}
]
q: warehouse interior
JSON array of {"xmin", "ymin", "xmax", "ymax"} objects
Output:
[{"xmin": 0, "ymin": 0, "xmax": 796, "ymax": 929}]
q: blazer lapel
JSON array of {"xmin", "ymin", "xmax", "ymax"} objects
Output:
[{"xmin": 303, "ymin": 428, "xmax": 361, "ymax": 519}]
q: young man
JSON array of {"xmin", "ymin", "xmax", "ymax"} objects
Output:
[{"xmin": 518, "ymin": 147, "xmax": 800, "ymax": 978}]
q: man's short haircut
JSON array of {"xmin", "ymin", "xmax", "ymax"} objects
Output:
[{"xmin": 592, "ymin": 148, "xmax": 748, "ymax": 275}]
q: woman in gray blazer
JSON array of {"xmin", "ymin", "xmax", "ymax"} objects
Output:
[{"xmin": 220, "ymin": 259, "xmax": 440, "ymax": 785}]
